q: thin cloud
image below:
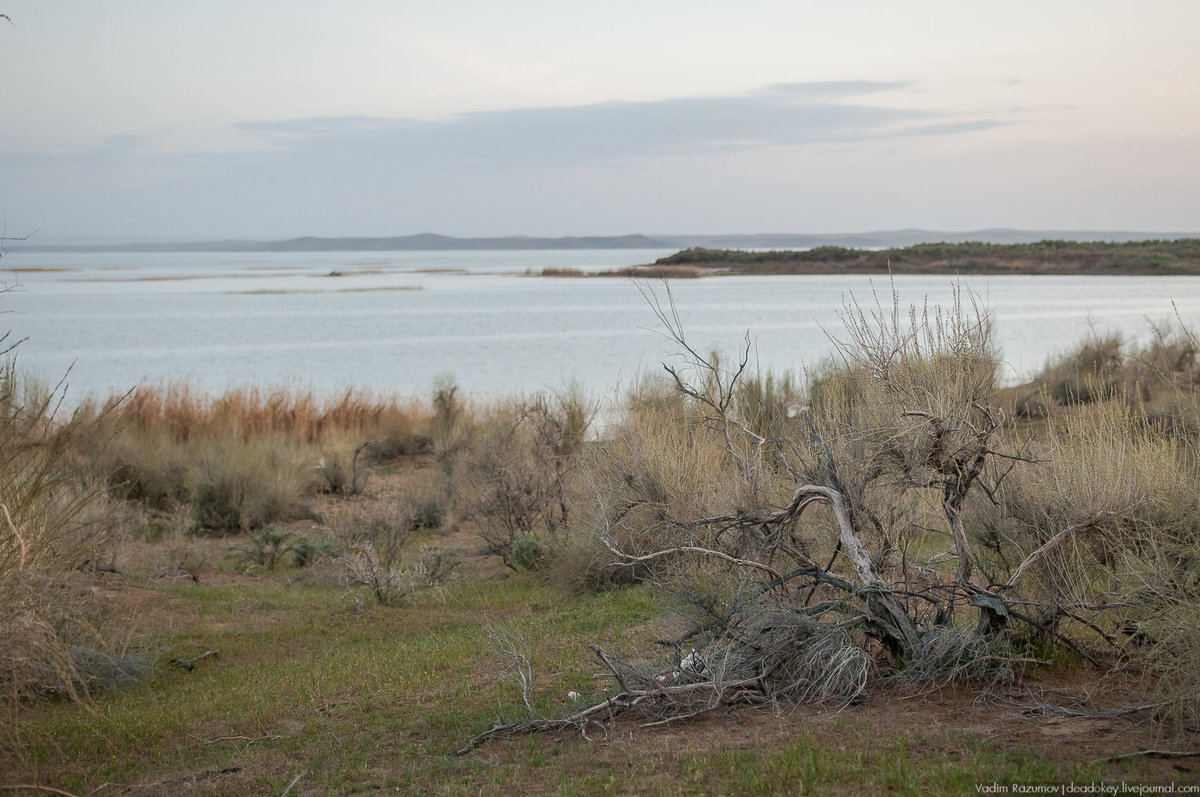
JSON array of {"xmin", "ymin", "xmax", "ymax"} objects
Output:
[
  {"xmin": 0, "ymin": 81, "xmax": 1014, "ymax": 239},
  {"xmin": 235, "ymin": 81, "xmax": 997, "ymax": 169}
]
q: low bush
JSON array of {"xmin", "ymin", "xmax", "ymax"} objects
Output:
[
  {"xmin": 327, "ymin": 497, "xmax": 459, "ymax": 605},
  {"xmin": 316, "ymin": 438, "xmax": 371, "ymax": 496},
  {"xmin": 186, "ymin": 438, "xmax": 312, "ymax": 535},
  {"xmin": 448, "ymin": 388, "xmax": 592, "ymax": 569},
  {"xmin": 228, "ymin": 524, "xmax": 297, "ymax": 570}
]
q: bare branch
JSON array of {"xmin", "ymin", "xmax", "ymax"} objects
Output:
[{"xmin": 601, "ymin": 538, "xmax": 784, "ymax": 581}]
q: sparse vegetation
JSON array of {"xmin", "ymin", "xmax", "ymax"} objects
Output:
[{"xmin": 3, "ymin": 286, "xmax": 1199, "ymax": 792}]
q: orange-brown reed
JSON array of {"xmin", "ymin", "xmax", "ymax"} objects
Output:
[{"xmin": 98, "ymin": 383, "xmax": 429, "ymax": 443}]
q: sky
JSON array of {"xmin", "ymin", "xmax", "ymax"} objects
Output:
[{"xmin": 1, "ymin": 1, "xmax": 1198, "ymax": 242}]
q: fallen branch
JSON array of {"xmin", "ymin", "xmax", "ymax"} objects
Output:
[
  {"xmin": 88, "ymin": 768, "xmax": 242, "ymax": 794},
  {"xmin": 1003, "ymin": 517, "xmax": 1104, "ymax": 592},
  {"xmin": 1091, "ymin": 749, "xmax": 1200, "ymax": 765},
  {"xmin": 456, "ymin": 674, "xmax": 763, "ymax": 755}
]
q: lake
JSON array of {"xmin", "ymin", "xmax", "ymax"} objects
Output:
[{"xmin": 2, "ymin": 249, "xmax": 1198, "ymax": 405}]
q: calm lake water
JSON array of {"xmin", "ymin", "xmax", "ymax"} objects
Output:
[{"xmin": 3, "ymin": 249, "xmax": 1198, "ymax": 405}]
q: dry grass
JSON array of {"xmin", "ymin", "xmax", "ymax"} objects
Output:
[
  {"xmin": 0, "ymin": 360, "xmax": 137, "ymax": 757},
  {"xmin": 605, "ymin": 264, "xmax": 706, "ymax": 279},
  {"xmin": 84, "ymin": 383, "xmax": 428, "ymax": 444},
  {"xmin": 75, "ymin": 385, "xmax": 435, "ymax": 534},
  {"xmin": 577, "ymin": 382, "xmax": 746, "ymax": 565}
]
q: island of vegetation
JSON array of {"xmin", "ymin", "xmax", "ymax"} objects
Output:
[
  {"xmin": 653, "ymin": 239, "xmax": 1200, "ymax": 275},
  {"xmin": 536, "ymin": 239, "xmax": 1200, "ymax": 277}
]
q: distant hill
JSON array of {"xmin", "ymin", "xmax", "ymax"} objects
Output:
[{"xmin": 9, "ymin": 229, "xmax": 1200, "ymax": 253}]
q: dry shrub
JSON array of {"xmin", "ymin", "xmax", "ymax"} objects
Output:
[
  {"xmin": 1135, "ymin": 324, "xmax": 1200, "ymax": 434},
  {"xmin": 985, "ymin": 401, "xmax": 1197, "ymax": 606},
  {"xmin": 733, "ymin": 371, "xmax": 801, "ymax": 443},
  {"xmin": 575, "ymin": 380, "xmax": 746, "ymax": 571},
  {"xmin": 99, "ymin": 429, "xmax": 190, "ymax": 510},
  {"xmin": 449, "ymin": 388, "xmax": 592, "ymax": 569},
  {"xmin": 185, "ymin": 437, "xmax": 313, "ymax": 535},
  {"xmin": 962, "ymin": 392, "xmax": 1200, "ymax": 721},
  {"xmin": 326, "ymin": 497, "xmax": 459, "ymax": 605},
  {"xmin": 1140, "ymin": 604, "xmax": 1200, "ymax": 729},
  {"xmin": 551, "ymin": 284, "xmax": 1076, "ymax": 725},
  {"xmin": 456, "ymin": 403, "xmax": 551, "ymax": 565},
  {"xmin": 794, "ymin": 286, "xmax": 1002, "ymax": 585},
  {"xmin": 316, "ymin": 436, "xmax": 371, "ymax": 496},
  {"xmin": 430, "ymin": 377, "xmax": 471, "ymax": 479},
  {"xmin": 543, "ymin": 529, "xmax": 641, "ymax": 593},
  {"xmin": 1010, "ymin": 321, "xmax": 1199, "ymax": 419},
  {"xmin": 362, "ymin": 406, "xmax": 432, "ymax": 461},
  {"xmin": 605, "ymin": 265, "xmax": 706, "ymax": 279},
  {"xmin": 538, "ymin": 267, "xmax": 586, "ymax": 277},
  {"xmin": 897, "ymin": 624, "xmax": 1030, "ymax": 696},
  {"xmin": 456, "ymin": 291, "xmax": 1200, "ymax": 744},
  {"xmin": 0, "ymin": 360, "xmax": 146, "ymax": 755},
  {"xmin": 1044, "ymin": 332, "xmax": 1126, "ymax": 404},
  {"xmin": 747, "ymin": 611, "xmax": 872, "ymax": 704},
  {"xmin": 1135, "ymin": 323, "xmax": 1199, "ymax": 387}
]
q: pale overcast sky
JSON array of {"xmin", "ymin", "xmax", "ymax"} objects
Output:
[{"xmin": 2, "ymin": 1, "xmax": 1198, "ymax": 241}]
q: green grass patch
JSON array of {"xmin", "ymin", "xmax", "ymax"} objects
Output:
[{"xmin": 6, "ymin": 570, "xmax": 1162, "ymax": 794}]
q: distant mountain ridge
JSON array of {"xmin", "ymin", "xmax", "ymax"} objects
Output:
[{"xmin": 9, "ymin": 229, "xmax": 1199, "ymax": 253}]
